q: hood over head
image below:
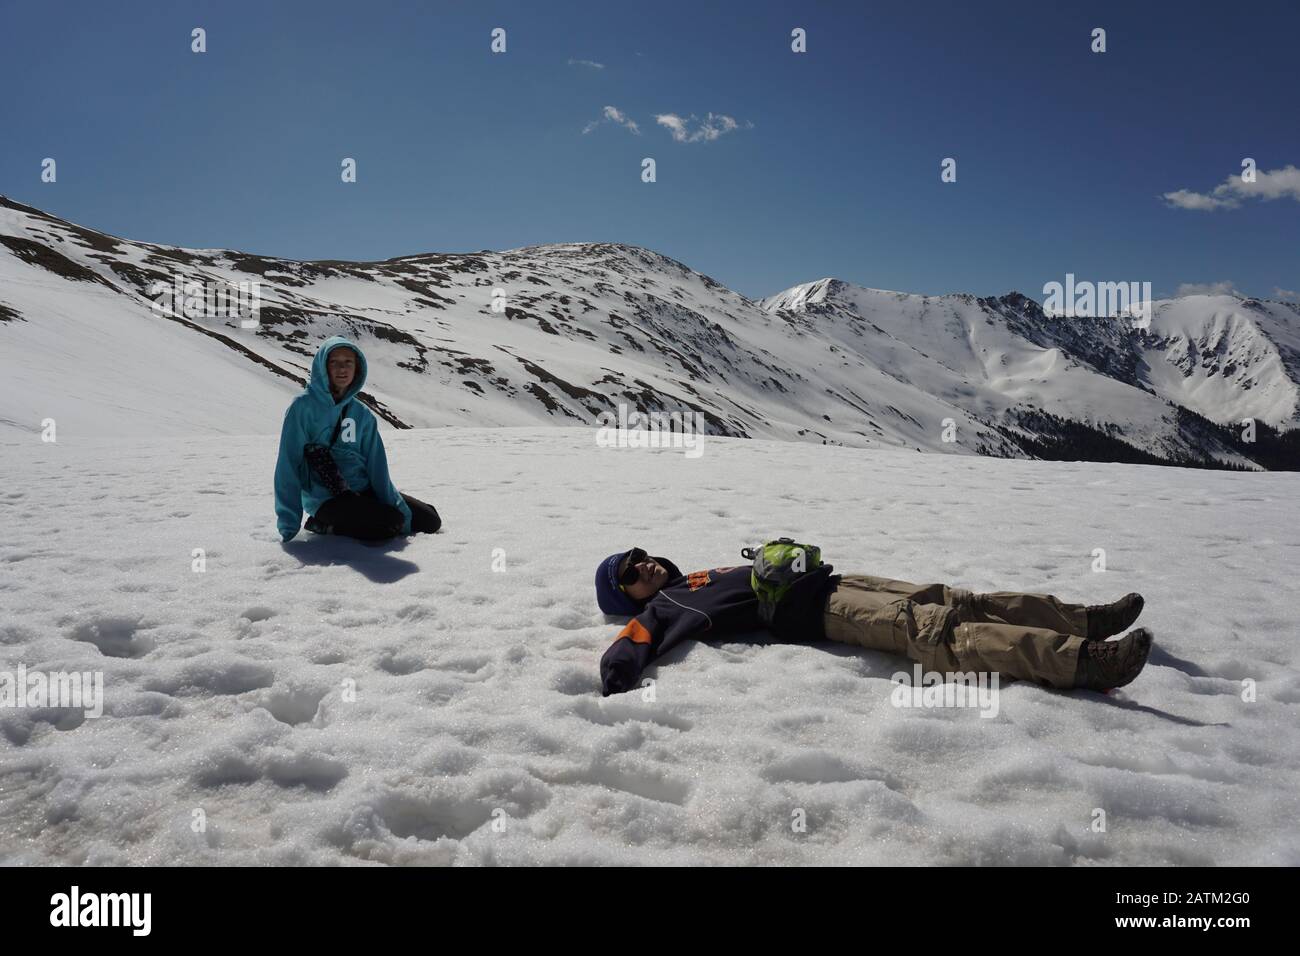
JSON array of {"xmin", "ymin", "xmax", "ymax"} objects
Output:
[{"xmin": 310, "ymin": 336, "xmax": 368, "ymax": 404}]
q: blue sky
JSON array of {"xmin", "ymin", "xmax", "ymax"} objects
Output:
[{"xmin": 2, "ymin": 0, "xmax": 1297, "ymax": 301}]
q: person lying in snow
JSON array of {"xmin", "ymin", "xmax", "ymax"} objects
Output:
[
  {"xmin": 274, "ymin": 336, "xmax": 441, "ymax": 542},
  {"xmin": 594, "ymin": 547, "xmax": 1152, "ymax": 697}
]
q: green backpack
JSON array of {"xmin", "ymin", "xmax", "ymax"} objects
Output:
[{"xmin": 741, "ymin": 538, "xmax": 824, "ymax": 625}]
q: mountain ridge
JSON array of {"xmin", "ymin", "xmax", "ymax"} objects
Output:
[{"xmin": 1, "ymin": 195, "xmax": 1296, "ymax": 469}]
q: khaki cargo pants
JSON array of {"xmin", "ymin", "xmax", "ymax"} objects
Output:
[{"xmin": 823, "ymin": 574, "xmax": 1087, "ymax": 688}]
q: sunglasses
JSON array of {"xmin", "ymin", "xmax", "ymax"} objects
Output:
[{"xmin": 617, "ymin": 548, "xmax": 648, "ymax": 587}]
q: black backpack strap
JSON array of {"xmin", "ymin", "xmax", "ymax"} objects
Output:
[{"xmin": 330, "ymin": 401, "xmax": 352, "ymax": 446}]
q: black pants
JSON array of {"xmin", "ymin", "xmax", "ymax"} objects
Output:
[{"xmin": 309, "ymin": 490, "xmax": 441, "ymax": 540}]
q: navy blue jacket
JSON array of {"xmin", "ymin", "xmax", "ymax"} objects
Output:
[{"xmin": 600, "ymin": 564, "xmax": 837, "ymax": 695}]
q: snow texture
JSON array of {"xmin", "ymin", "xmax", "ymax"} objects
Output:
[{"xmin": 2, "ymin": 427, "xmax": 1297, "ymax": 865}]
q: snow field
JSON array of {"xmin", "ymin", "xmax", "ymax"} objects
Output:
[{"xmin": 1, "ymin": 427, "xmax": 1297, "ymax": 865}]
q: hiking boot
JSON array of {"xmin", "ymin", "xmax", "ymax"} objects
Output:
[
  {"xmin": 1085, "ymin": 592, "xmax": 1144, "ymax": 640},
  {"xmin": 1074, "ymin": 628, "xmax": 1153, "ymax": 691}
]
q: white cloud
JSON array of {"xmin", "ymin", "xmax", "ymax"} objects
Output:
[
  {"xmin": 583, "ymin": 108, "xmax": 753, "ymax": 142},
  {"xmin": 1176, "ymin": 280, "xmax": 1240, "ymax": 297},
  {"xmin": 582, "ymin": 105, "xmax": 640, "ymax": 136},
  {"xmin": 654, "ymin": 113, "xmax": 687, "ymax": 140},
  {"xmin": 1273, "ymin": 287, "xmax": 1300, "ymax": 302},
  {"xmin": 1232, "ymin": 164, "xmax": 1300, "ymax": 202},
  {"xmin": 654, "ymin": 112, "xmax": 752, "ymax": 143},
  {"xmin": 1162, "ymin": 164, "xmax": 1300, "ymax": 211},
  {"xmin": 1161, "ymin": 189, "xmax": 1238, "ymax": 211},
  {"xmin": 567, "ymin": 58, "xmax": 605, "ymax": 70}
]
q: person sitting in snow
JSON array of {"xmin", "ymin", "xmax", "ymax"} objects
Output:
[
  {"xmin": 274, "ymin": 336, "xmax": 441, "ymax": 542},
  {"xmin": 594, "ymin": 548, "xmax": 1151, "ymax": 697}
]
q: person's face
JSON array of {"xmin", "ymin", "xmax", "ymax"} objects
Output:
[
  {"xmin": 621, "ymin": 550, "xmax": 668, "ymax": 602},
  {"xmin": 327, "ymin": 349, "xmax": 356, "ymax": 393}
]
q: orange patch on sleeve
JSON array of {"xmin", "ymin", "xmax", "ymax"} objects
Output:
[
  {"xmin": 618, "ymin": 618, "xmax": 653, "ymax": 645},
  {"xmin": 687, "ymin": 571, "xmax": 712, "ymax": 591}
]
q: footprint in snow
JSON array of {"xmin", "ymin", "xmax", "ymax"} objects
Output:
[{"xmin": 67, "ymin": 617, "xmax": 156, "ymax": 659}]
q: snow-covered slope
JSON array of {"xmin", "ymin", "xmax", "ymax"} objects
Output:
[
  {"xmin": 2, "ymin": 196, "xmax": 1298, "ymax": 468},
  {"xmin": 1139, "ymin": 295, "xmax": 1300, "ymax": 430},
  {"xmin": 1, "ymin": 428, "xmax": 1297, "ymax": 865},
  {"xmin": 761, "ymin": 279, "xmax": 1300, "ymax": 468}
]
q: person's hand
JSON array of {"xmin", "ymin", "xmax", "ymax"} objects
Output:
[{"xmin": 601, "ymin": 662, "xmax": 633, "ymax": 696}]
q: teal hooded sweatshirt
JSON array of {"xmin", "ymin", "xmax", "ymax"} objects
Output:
[{"xmin": 274, "ymin": 337, "xmax": 412, "ymax": 541}]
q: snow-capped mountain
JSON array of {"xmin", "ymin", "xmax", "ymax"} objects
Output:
[
  {"xmin": 2, "ymin": 195, "xmax": 1297, "ymax": 469},
  {"xmin": 760, "ymin": 279, "xmax": 1300, "ymax": 469}
]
